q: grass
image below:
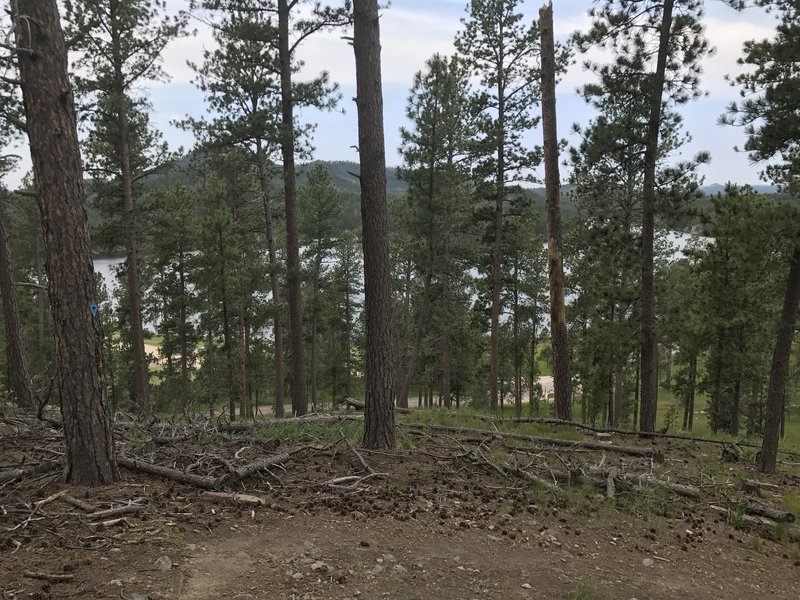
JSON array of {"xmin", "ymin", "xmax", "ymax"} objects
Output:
[{"xmin": 565, "ymin": 581, "xmax": 597, "ymax": 600}]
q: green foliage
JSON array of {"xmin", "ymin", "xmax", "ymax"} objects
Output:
[
  {"xmin": 723, "ymin": 0, "xmax": 800, "ymax": 194},
  {"xmin": 565, "ymin": 581, "xmax": 597, "ymax": 600}
]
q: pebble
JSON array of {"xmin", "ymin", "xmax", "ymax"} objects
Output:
[
  {"xmin": 390, "ymin": 564, "xmax": 409, "ymax": 582},
  {"xmin": 155, "ymin": 556, "xmax": 173, "ymax": 571},
  {"xmin": 522, "ymin": 583, "xmax": 532, "ymax": 589},
  {"xmin": 642, "ymin": 558, "xmax": 654, "ymax": 568}
]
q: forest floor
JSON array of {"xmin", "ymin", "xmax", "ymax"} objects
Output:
[{"xmin": 1, "ymin": 410, "xmax": 800, "ymax": 599}]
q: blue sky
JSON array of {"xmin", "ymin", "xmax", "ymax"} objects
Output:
[{"xmin": 5, "ymin": 1, "xmax": 783, "ymax": 188}]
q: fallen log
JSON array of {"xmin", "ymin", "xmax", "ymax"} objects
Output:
[
  {"xmin": 219, "ymin": 451, "xmax": 293, "ymax": 486},
  {"xmin": 220, "ymin": 414, "xmax": 362, "ymax": 431},
  {"xmin": 346, "ymin": 398, "xmax": 411, "ymax": 414},
  {"xmin": 403, "ymin": 423, "xmax": 664, "ymax": 462},
  {"xmin": 0, "ymin": 460, "xmax": 61, "ymax": 484},
  {"xmin": 22, "ymin": 571, "xmax": 74, "ymax": 583},
  {"xmin": 742, "ymin": 499, "xmax": 795, "ymax": 523},
  {"xmin": 117, "ymin": 457, "xmax": 218, "ymax": 490},
  {"xmin": 709, "ymin": 505, "xmax": 800, "ymax": 543},
  {"xmin": 741, "ymin": 479, "xmax": 781, "ymax": 494}
]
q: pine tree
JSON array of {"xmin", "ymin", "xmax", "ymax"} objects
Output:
[
  {"xmin": 723, "ymin": 0, "xmax": 800, "ymax": 471},
  {"xmin": 10, "ymin": 0, "xmax": 118, "ymax": 484},
  {"xmin": 455, "ymin": 0, "xmax": 542, "ymax": 412},
  {"xmin": 574, "ymin": 0, "xmax": 711, "ymax": 431},
  {"xmin": 354, "ymin": 0, "xmax": 394, "ymax": 449},
  {"xmin": 64, "ymin": 0, "xmax": 187, "ymax": 419},
  {"xmin": 299, "ymin": 164, "xmax": 341, "ymax": 411},
  {"xmin": 396, "ymin": 53, "xmax": 473, "ymax": 408}
]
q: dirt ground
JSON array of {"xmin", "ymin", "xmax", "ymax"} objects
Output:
[{"xmin": 1, "ymin": 414, "xmax": 799, "ymax": 599}]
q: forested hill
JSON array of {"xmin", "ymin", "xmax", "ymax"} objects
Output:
[{"xmin": 104, "ymin": 157, "xmax": 795, "ymax": 240}]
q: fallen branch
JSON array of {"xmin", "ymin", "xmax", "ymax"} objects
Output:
[
  {"xmin": 403, "ymin": 423, "xmax": 664, "ymax": 462},
  {"xmin": 220, "ymin": 451, "xmax": 294, "ymax": 487},
  {"xmin": 87, "ymin": 503, "xmax": 143, "ymax": 521},
  {"xmin": 117, "ymin": 457, "xmax": 218, "ymax": 490},
  {"xmin": 741, "ymin": 479, "xmax": 781, "ymax": 494},
  {"xmin": 22, "ymin": 571, "xmax": 74, "ymax": 583},
  {"xmin": 59, "ymin": 494, "xmax": 95, "ymax": 513},
  {"xmin": 346, "ymin": 397, "xmax": 411, "ymax": 414},
  {"xmin": 200, "ymin": 491, "xmax": 266, "ymax": 506}
]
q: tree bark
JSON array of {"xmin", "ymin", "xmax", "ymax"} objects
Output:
[
  {"xmin": 354, "ymin": 0, "xmax": 394, "ymax": 449},
  {"xmin": 218, "ymin": 228, "xmax": 235, "ymax": 421},
  {"xmin": 277, "ymin": 0, "xmax": 307, "ymax": 417},
  {"xmin": 639, "ymin": 0, "xmax": 674, "ymax": 433},
  {"xmin": 0, "ymin": 200, "xmax": 34, "ymax": 409},
  {"xmin": 539, "ymin": 3, "xmax": 571, "ymax": 420},
  {"xmin": 255, "ymin": 145, "xmax": 284, "ymax": 418},
  {"xmin": 759, "ymin": 244, "xmax": 800, "ymax": 473},
  {"xmin": 12, "ymin": 0, "xmax": 118, "ymax": 485}
]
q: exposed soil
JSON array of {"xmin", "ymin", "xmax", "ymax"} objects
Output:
[{"xmin": 1, "ymin": 414, "xmax": 799, "ymax": 599}]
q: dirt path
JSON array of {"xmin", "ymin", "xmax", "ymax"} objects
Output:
[{"xmin": 180, "ymin": 509, "xmax": 795, "ymax": 600}]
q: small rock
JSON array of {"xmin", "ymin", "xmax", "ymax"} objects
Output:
[
  {"xmin": 298, "ymin": 557, "xmax": 315, "ymax": 566},
  {"xmin": 642, "ymin": 558, "xmax": 654, "ymax": 568},
  {"xmin": 303, "ymin": 542, "xmax": 323, "ymax": 560},
  {"xmin": 291, "ymin": 572, "xmax": 304, "ymax": 580},
  {"xmin": 109, "ymin": 580, "xmax": 122, "ymax": 587},
  {"xmin": 390, "ymin": 564, "xmax": 409, "ymax": 582},
  {"xmin": 359, "ymin": 541, "xmax": 370, "ymax": 548},
  {"xmin": 310, "ymin": 561, "xmax": 328, "ymax": 573},
  {"xmin": 383, "ymin": 553, "xmax": 397, "ymax": 563},
  {"xmin": 155, "ymin": 556, "xmax": 173, "ymax": 572},
  {"xmin": 187, "ymin": 544, "xmax": 197, "ymax": 552},
  {"xmin": 370, "ymin": 565, "xmax": 384, "ymax": 576},
  {"xmin": 522, "ymin": 583, "xmax": 532, "ymax": 589}
]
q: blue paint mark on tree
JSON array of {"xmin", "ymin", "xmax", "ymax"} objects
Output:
[{"xmin": 90, "ymin": 300, "xmax": 98, "ymax": 317}]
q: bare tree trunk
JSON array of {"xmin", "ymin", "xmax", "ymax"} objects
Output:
[
  {"xmin": 639, "ymin": 0, "xmax": 674, "ymax": 433},
  {"xmin": 277, "ymin": 0, "xmax": 307, "ymax": 417},
  {"xmin": 178, "ymin": 252, "xmax": 190, "ymax": 414},
  {"xmin": 255, "ymin": 145, "xmax": 285, "ymax": 418},
  {"xmin": 218, "ymin": 229, "xmax": 235, "ymax": 421},
  {"xmin": 354, "ymin": 0, "xmax": 394, "ymax": 449},
  {"xmin": 12, "ymin": 0, "xmax": 117, "ymax": 484},
  {"xmin": 118, "ymin": 108, "xmax": 150, "ymax": 420},
  {"xmin": 0, "ymin": 200, "xmax": 33, "ymax": 409},
  {"xmin": 539, "ymin": 3, "xmax": 571, "ymax": 420},
  {"xmin": 513, "ymin": 263, "xmax": 522, "ymax": 419},
  {"xmin": 759, "ymin": 244, "xmax": 800, "ymax": 473}
]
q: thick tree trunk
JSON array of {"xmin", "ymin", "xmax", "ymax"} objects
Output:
[
  {"xmin": 759, "ymin": 244, "xmax": 800, "ymax": 474},
  {"xmin": 277, "ymin": 0, "xmax": 307, "ymax": 417},
  {"xmin": 354, "ymin": 0, "xmax": 394, "ymax": 449},
  {"xmin": 639, "ymin": 0, "xmax": 674, "ymax": 433},
  {"xmin": 12, "ymin": 0, "xmax": 117, "ymax": 485},
  {"xmin": 539, "ymin": 4, "xmax": 571, "ymax": 420},
  {"xmin": 255, "ymin": 146, "xmax": 285, "ymax": 418},
  {"xmin": 0, "ymin": 201, "xmax": 34, "ymax": 409}
]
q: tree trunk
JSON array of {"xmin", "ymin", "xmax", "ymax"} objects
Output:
[
  {"xmin": 354, "ymin": 0, "xmax": 394, "ymax": 449},
  {"xmin": 277, "ymin": 0, "xmax": 307, "ymax": 417},
  {"xmin": 310, "ymin": 254, "xmax": 322, "ymax": 413},
  {"xmin": 730, "ymin": 374, "xmax": 742, "ymax": 436},
  {"xmin": 118, "ymin": 108, "xmax": 150, "ymax": 420},
  {"xmin": 178, "ymin": 251, "xmax": 190, "ymax": 414},
  {"xmin": 218, "ymin": 229, "xmax": 235, "ymax": 421},
  {"xmin": 539, "ymin": 4, "xmax": 571, "ymax": 420},
  {"xmin": 759, "ymin": 244, "xmax": 800, "ymax": 473},
  {"xmin": 12, "ymin": 0, "xmax": 117, "ymax": 485},
  {"xmin": 528, "ymin": 296, "xmax": 538, "ymax": 416},
  {"xmin": 639, "ymin": 0, "xmax": 674, "ymax": 433},
  {"xmin": 0, "ymin": 200, "xmax": 34, "ymax": 409},
  {"xmin": 255, "ymin": 145, "xmax": 285, "ymax": 418},
  {"xmin": 440, "ymin": 245, "xmax": 451, "ymax": 409},
  {"xmin": 513, "ymin": 263, "xmax": 522, "ymax": 419}
]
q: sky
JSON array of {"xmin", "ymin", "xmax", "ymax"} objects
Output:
[{"xmin": 5, "ymin": 1, "xmax": 783, "ymax": 188}]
